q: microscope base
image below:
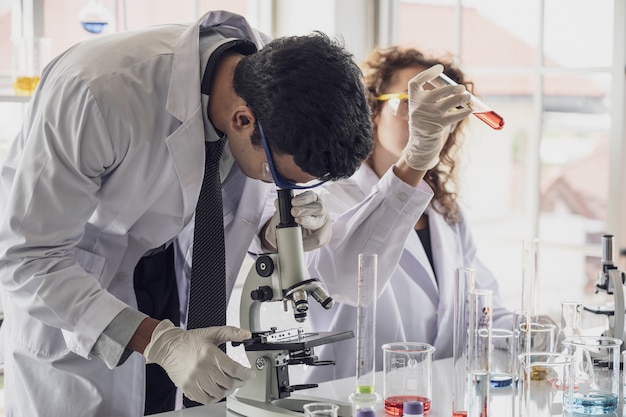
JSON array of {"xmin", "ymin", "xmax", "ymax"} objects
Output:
[{"xmin": 227, "ymin": 394, "xmax": 352, "ymax": 417}]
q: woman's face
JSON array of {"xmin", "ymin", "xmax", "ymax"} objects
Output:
[
  {"xmin": 371, "ymin": 64, "xmax": 454, "ymax": 174},
  {"xmin": 373, "ymin": 65, "xmax": 425, "ymax": 169}
]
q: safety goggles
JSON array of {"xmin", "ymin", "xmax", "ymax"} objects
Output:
[
  {"xmin": 376, "ymin": 93, "xmax": 409, "ymax": 120},
  {"xmin": 257, "ymin": 120, "xmax": 327, "ymax": 190}
]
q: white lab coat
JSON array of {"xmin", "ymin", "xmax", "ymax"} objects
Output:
[
  {"xmin": 296, "ymin": 163, "xmax": 511, "ymax": 384},
  {"xmin": 0, "ymin": 11, "xmax": 271, "ymax": 417}
]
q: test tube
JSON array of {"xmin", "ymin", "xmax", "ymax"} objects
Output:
[
  {"xmin": 427, "ymin": 72, "xmax": 505, "ymax": 130},
  {"xmin": 350, "ymin": 254, "xmax": 380, "ymax": 417},
  {"xmin": 521, "ymin": 239, "xmax": 540, "ymax": 320},
  {"xmin": 355, "ymin": 253, "xmax": 378, "ymax": 395},
  {"xmin": 467, "ymin": 289, "xmax": 492, "ymax": 417},
  {"xmin": 452, "ymin": 267, "xmax": 475, "ymax": 417}
]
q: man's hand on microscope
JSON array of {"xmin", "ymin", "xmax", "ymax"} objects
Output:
[
  {"xmin": 263, "ymin": 190, "xmax": 332, "ymax": 252},
  {"xmin": 143, "ymin": 319, "xmax": 255, "ymax": 404}
]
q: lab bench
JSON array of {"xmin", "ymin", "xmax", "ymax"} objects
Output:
[
  {"xmin": 152, "ymin": 354, "xmax": 626, "ymax": 417},
  {"xmin": 151, "ymin": 357, "xmax": 505, "ymax": 417}
]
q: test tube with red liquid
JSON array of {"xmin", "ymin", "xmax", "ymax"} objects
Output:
[{"xmin": 428, "ymin": 72, "xmax": 505, "ymax": 130}]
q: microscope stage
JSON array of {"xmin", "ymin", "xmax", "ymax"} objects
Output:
[{"xmin": 241, "ymin": 330, "xmax": 354, "ymax": 351}]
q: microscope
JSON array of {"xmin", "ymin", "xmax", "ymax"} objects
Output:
[
  {"xmin": 583, "ymin": 234, "xmax": 626, "ymax": 350},
  {"xmin": 227, "ymin": 189, "xmax": 354, "ymax": 417}
]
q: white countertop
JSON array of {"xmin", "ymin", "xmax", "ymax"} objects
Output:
[{"xmin": 151, "ymin": 356, "xmax": 626, "ymax": 417}]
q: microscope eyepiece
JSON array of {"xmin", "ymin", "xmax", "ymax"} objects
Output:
[{"xmin": 277, "ymin": 189, "xmax": 297, "ymax": 227}]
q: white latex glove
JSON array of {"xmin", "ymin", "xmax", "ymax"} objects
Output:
[
  {"xmin": 143, "ymin": 320, "xmax": 255, "ymax": 405},
  {"xmin": 402, "ymin": 63, "xmax": 473, "ymax": 171},
  {"xmin": 264, "ymin": 190, "xmax": 331, "ymax": 252}
]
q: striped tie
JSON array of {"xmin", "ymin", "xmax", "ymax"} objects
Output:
[{"xmin": 184, "ymin": 138, "xmax": 227, "ymax": 408}]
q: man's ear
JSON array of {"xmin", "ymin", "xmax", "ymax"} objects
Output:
[{"xmin": 232, "ymin": 105, "xmax": 255, "ymax": 132}]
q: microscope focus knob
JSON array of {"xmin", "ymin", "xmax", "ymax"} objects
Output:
[
  {"xmin": 255, "ymin": 255, "xmax": 274, "ymax": 277},
  {"xmin": 250, "ymin": 285, "xmax": 274, "ymax": 302}
]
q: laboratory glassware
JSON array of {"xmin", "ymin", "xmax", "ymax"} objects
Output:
[
  {"xmin": 520, "ymin": 322, "xmax": 556, "ymax": 353},
  {"xmin": 354, "ymin": 253, "xmax": 378, "ymax": 395},
  {"xmin": 426, "ymin": 72, "xmax": 504, "ymax": 130},
  {"xmin": 467, "ymin": 289, "xmax": 492, "ymax": 417},
  {"xmin": 78, "ymin": 0, "xmax": 111, "ymax": 34},
  {"xmin": 350, "ymin": 393, "xmax": 378, "ymax": 417},
  {"xmin": 487, "ymin": 328, "xmax": 514, "ymax": 388},
  {"xmin": 303, "ymin": 402, "xmax": 339, "ymax": 417},
  {"xmin": 562, "ymin": 336, "xmax": 622, "ymax": 414},
  {"xmin": 11, "ymin": 37, "xmax": 51, "ymax": 95},
  {"xmin": 512, "ymin": 309, "xmax": 531, "ymax": 369},
  {"xmin": 521, "ymin": 239, "xmax": 540, "ymax": 320},
  {"xmin": 382, "ymin": 342, "xmax": 435, "ymax": 416},
  {"xmin": 403, "ymin": 400, "xmax": 424, "ymax": 417},
  {"xmin": 349, "ymin": 253, "xmax": 381, "ymax": 415},
  {"xmin": 622, "ymin": 350, "xmax": 626, "ymax": 400},
  {"xmin": 518, "ymin": 352, "xmax": 575, "ymax": 417},
  {"xmin": 558, "ymin": 300, "xmax": 583, "ymax": 351},
  {"xmin": 452, "ymin": 267, "xmax": 475, "ymax": 417},
  {"xmin": 355, "ymin": 409, "xmax": 376, "ymax": 417}
]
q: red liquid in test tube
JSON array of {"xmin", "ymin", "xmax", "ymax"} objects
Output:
[
  {"xmin": 428, "ymin": 71, "xmax": 505, "ymax": 131},
  {"xmin": 474, "ymin": 110, "xmax": 505, "ymax": 130}
]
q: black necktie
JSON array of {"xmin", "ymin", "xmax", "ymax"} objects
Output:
[{"xmin": 184, "ymin": 138, "xmax": 227, "ymax": 408}]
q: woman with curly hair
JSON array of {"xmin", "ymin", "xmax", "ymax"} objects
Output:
[{"xmin": 299, "ymin": 46, "xmax": 513, "ymax": 384}]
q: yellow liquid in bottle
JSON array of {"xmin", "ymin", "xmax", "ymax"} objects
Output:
[{"xmin": 12, "ymin": 76, "xmax": 40, "ymax": 96}]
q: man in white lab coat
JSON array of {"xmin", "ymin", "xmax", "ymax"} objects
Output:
[{"xmin": 0, "ymin": 10, "xmax": 373, "ymax": 417}]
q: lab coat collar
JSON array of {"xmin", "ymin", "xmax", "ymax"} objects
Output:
[
  {"xmin": 165, "ymin": 11, "xmax": 266, "ymax": 220},
  {"xmin": 166, "ymin": 11, "xmax": 263, "ymax": 122},
  {"xmin": 166, "ymin": 11, "xmax": 262, "ymax": 122},
  {"xmin": 166, "ymin": 19, "xmax": 202, "ymax": 122},
  {"xmin": 197, "ymin": 10, "xmax": 266, "ymax": 46}
]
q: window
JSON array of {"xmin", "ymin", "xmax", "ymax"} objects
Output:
[
  {"xmin": 394, "ymin": 0, "xmax": 623, "ymax": 324},
  {"xmin": 0, "ymin": 0, "xmax": 257, "ymax": 152}
]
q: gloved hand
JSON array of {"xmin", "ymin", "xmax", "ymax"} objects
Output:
[
  {"xmin": 402, "ymin": 64, "xmax": 473, "ymax": 171},
  {"xmin": 264, "ymin": 190, "xmax": 331, "ymax": 252},
  {"xmin": 143, "ymin": 320, "xmax": 255, "ymax": 404}
]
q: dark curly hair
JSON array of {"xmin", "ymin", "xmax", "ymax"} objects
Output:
[
  {"xmin": 233, "ymin": 32, "xmax": 374, "ymax": 181},
  {"xmin": 361, "ymin": 46, "xmax": 475, "ymax": 224}
]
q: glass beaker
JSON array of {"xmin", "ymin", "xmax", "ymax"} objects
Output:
[
  {"xmin": 518, "ymin": 352, "xmax": 575, "ymax": 417},
  {"xmin": 303, "ymin": 402, "xmax": 339, "ymax": 417},
  {"xmin": 562, "ymin": 336, "xmax": 622, "ymax": 414},
  {"xmin": 382, "ymin": 342, "xmax": 435, "ymax": 416}
]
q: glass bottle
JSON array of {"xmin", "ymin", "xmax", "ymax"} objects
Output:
[{"xmin": 558, "ymin": 299, "xmax": 583, "ymax": 350}]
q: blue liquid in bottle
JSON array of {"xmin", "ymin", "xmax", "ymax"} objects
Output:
[{"xmin": 81, "ymin": 21, "xmax": 108, "ymax": 34}]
